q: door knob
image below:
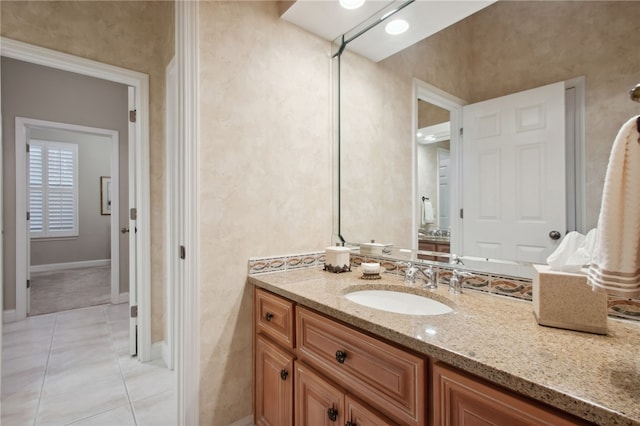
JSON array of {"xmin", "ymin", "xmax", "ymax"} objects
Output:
[
  {"xmin": 121, "ymin": 227, "xmax": 130, "ymax": 234},
  {"xmin": 549, "ymin": 230, "xmax": 561, "ymax": 240}
]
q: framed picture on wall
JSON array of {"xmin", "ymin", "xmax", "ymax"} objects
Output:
[{"xmin": 100, "ymin": 176, "xmax": 111, "ymax": 215}]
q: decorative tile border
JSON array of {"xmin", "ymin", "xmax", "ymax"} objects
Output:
[
  {"xmin": 249, "ymin": 251, "xmax": 640, "ymax": 323},
  {"xmin": 248, "ymin": 252, "xmax": 323, "ymax": 275}
]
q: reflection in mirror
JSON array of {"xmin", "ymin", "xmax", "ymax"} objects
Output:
[{"xmin": 334, "ymin": 1, "xmax": 640, "ymax": 278}]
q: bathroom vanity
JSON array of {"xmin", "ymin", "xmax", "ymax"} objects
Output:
[{"xmin": 250, "ymin": 267, "xmax": 640, "ymax": 426}]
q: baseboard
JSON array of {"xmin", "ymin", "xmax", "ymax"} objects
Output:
[
  {"xmin": 151, "ymin": 340, "xmax": 170, "ymax": 364},
  {"xmin": 227, "ymin": 415, "xmax": 254, "ymax": 426},
  {"xmin": 118, "ymin": 292, "xmax": 129, "ymax": 304},
  {"xmin": 3, "ymin": 310, "xmax": 16, "ymax": 323},
  {"xmin": 30, "ymin": 259, "xmax": 111, "ymax": 273}
]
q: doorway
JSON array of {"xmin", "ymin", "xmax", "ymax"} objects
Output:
[
  {"xmin": 16, "ymin": 119, "xmax": 122, "ymax": 316},
  {"xmin": 1, "ymin": 37, "xmax": 152, "ymax": 359}
]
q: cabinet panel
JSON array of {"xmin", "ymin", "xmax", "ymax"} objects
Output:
[
  {"xmin": 346, "ymin": 395, "xmax": 395, "ymax": 426},
  {"xmin": 297, "ymin": 307, "xmax": 425, "ymax": 425},
  {"xmin": 432, "ymin": 362, "xmax": 587, "ymax": 426},
  {"xmin": 295, "ymin": 362, "xmax": 345, "ymax": 426},
  {"xmin": 256, "ymin": 288, "xmax": 295, "ymax": 349},
  {"xmin": 255, "ymin": 335, "xmax": 294, "ymax": 426}
]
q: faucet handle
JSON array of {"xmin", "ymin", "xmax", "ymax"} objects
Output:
[
  {"xmin": 449, "ymin": 269, "xmax": 473, "ymax": 295},
  {"xmin": 423, "ymin": 266, "xmax": 438, "ymax": 290},
  {"xmin": 403, "ymin": 264, "xmax": 418, "ymax": 284}
]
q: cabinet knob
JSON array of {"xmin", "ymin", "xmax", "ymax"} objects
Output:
[
  {"xmin": 549, "ymin": 230, "xmax": 562, "ymax": 240},
  {"xmin": 335, "ymin": 350, "xmax": 347, "ymax": 364},
  {"xmin": 345, "ymin": 422, "xmax": 357, "ymax": 426},
  {"xmin": 265, "ymin": 312, "xmax": 274, "ymax": 321},
  {"xmin": 327, "ymin": 407, "xmax": 338, "ymax": 422},
  {"xmin": 280, "ymin": 369, "xmax": 288, "ymax": 381}
]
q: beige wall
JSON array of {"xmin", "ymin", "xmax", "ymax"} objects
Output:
[
  {"xmin": 1, "ymin": 57, "xmax": 129, "ymax": 305},
  {"xmin": 1, "ymin": 1, "xmax": 174, "ymax": 342},
  {"xmin": 342, "ymin": 1, "xmax": 640, "ymax": 248},
  {"xmin": 198, "ymin": 2, "xmax": 332, "ymax": 423}
]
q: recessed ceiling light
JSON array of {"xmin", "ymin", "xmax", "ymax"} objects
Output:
[
  {"xmin": 339, "ymin": 0, "xmax": 365, "ymax": 10},
  {"xmin": 385, "ymin": 19, "xmax": 409, "ymax": 35}
]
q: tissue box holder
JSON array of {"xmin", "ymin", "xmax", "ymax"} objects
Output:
[
  {"xmin": 324, "ymin": 247, "xmax": 351, "ymax": 274},
  {"xmin": 532, "ymin": 265, "xmax": 607, "ymax": 334}
]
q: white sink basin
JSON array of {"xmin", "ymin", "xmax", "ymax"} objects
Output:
[{"xmin": 344, "ymin": 290, "xmax": 453, "ymax": 315}]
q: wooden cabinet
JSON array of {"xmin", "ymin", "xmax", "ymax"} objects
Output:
[
  {"xmin": 297, "ymin": 306, "xmax": 425, "ymax": 425},
  {"xmin": 255, "ymin": 288, "xmax": 296, "ymax": 426},
  {"xmin": 255, "ymin": 335, "xmax": 294, "ymax": 426},
  {"xmin": 255, "ymin": 286, "xmax": 588, "ymax": 426},
  {"xmin": 295, "ymin": 361, "xmax": 394, "ymax": 426},
  {"xmin": 432, "ymin": 362, "xmax": 587, "ymax": 426},
  {"xmin": 256, "ymin": 287, "xmax": 295, "ymax": 349},
  {"xmin": 295, "ymin": 362, "xmax": 345, "ymax": 426},
  {"xmin": 418, "ymin": 240, "xmax": 450, "ymax": 262}
]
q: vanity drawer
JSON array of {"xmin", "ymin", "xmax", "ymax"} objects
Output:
[
  {"xmin": 255, "ymin": 288, "xmax": 295, "ymax": 349},
  {"xmin": 296, "ymin": 306, "xmax": 425, "ymax": 426}
]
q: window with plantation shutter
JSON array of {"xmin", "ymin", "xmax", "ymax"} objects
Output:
[{"xmin": 29, "ymin": 140, "xmax": 78, "ymax": 238}]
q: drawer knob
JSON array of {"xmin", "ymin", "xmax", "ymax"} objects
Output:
[
  {"xmin": 346, "ymin": 422, "xmax": 356, "ymax": 426},
  {"xmin": 265, "ymin": 312, "xmax": 274, "ymax": 321},
  {"xmin": 280, "ymin": 369, "xmax": 288, "ymax": 381},
  {"xmin": 335, "ymin": 350, "xmax": 347, "ymax": 364},
  {"xmin": 327, "ymin": 407, "xmax": 338, "ymax": 421}
]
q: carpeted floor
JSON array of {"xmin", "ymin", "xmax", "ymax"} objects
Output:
[{"xmin": 29, "ymin": 265, "xmax": 111, "ymax": 316}]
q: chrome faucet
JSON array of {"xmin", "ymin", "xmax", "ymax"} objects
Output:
[
  {"xmin": 449, "ymin": 269, "xmax": 473, "ymax": 295},
  {"xmin": 404, "ymin": 264, "xmax": 439, "ymax": 289}
]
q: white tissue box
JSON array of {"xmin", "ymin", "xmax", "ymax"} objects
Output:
[
  {"xmin": 325, "ymin": 246, "xmax": 351, "ymax": 268},
  {"xmin": 532, "ymin": 265, "xmax": 608, "ymax": 334}
]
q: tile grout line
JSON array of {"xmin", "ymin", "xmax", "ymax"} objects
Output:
[
  {"xmin": 104, "ymin": 305, "xmax": 139, "ymax": 426},
  {"xmin": 32, "ymin": 312, "xmax": 58, "ymax": 426}
]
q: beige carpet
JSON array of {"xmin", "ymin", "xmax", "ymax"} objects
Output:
[{"xmin": 29, "ymin": 265, "xmax": 111, "ymax": 316}]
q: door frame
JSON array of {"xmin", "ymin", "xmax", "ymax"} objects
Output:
[
  {"xmin": 1, "ymin": 37, "xmax": 152, "ymax": 361},
  {"xmin": 412, "ymin": 79, "xmax": 466, "ymax": 253},
  {"xmin": 15, "ymin": 118, "xmax": 120, "ymax": 313}
]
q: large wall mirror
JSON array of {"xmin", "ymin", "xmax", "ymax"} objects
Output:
[{"xmin": 333, "ymin": 0, "xmax": 640, "ymax": 277}]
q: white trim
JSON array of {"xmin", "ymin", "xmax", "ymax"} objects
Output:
[
  {"xmin": 118, "ymin": 292, "xmax": 129, "ymax": 304},
  {"xmin": 30, "ymin": 259, "xmax": 111, "ymax": 273},
  {"xmin": 3, "ymin": 310, "xmax": 16, "ymax": 324},
  {"xmin": 227, "ymin": 415, "xmax": 254, "ymax": 426},
  {"xmin": 165, "ymin": 56, "xmax": 177, "ymax": 371},
  {"xmin": 176, "ymin": 2, "xmax": 200, "ymax": 425},
  {"xmin": 14, "ymin": 117, "xmax": 119, "ymax": 321},
  {"xmin": 413, "ymin": 79, "xmax": 466, "ymax": 254},
  {"xmin": 151, "ymin": 340, "xmax": 166, "ymax": 361},
  {"xmin": 564, "ymin": 76, "xmax": 586, "ymax": 233}
]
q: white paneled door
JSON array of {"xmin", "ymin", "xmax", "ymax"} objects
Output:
[{"xmin": 462, "ymin": 82, "xmax": 566, "ymax": 263}]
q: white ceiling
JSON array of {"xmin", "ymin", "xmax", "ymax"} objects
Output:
[{"xmin": 282, "ymin": 0, "xmax": 496, "ymax": 62}]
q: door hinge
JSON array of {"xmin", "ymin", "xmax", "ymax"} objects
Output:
[
  {"xmin": 459, "ymin": 128, "xmax": 464, "ymax": 136},
  {"xmin": 27, "ymin": 279, "xmax": 31, "ymax": 289},
  {"xmin": 130, "ymin": 305, "xmax": 138, "ymax": 318},
  {"xmin": 460, "ymin": 208, "xmax": 464, "ymax": 219},
  {"xmin": 130, "ymin": 208, "xmax": 137, "ymax": 220},
  {"xmin": 179, "ymin": 245, "xmax": 186, "ymax": 260},
  {"xmin": 129, "ymin": 109, "xmax": 137, "ymax": 123},
  {"xmin": 26, "ymin": 211, "xmax": 30, "ymax": 221},
  {"xmin": 26, "ymin": 143, "xmax": 30, "ymax": 153}
]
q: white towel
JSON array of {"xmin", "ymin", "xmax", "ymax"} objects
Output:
[
  {"xmin": 588, "ymin": 116, "xmax": 640, "ymax": 298},
  {"xmin": 422, "ymin": 198, "xmax": 434, "ymax": 226}
]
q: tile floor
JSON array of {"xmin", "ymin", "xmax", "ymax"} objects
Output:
[{"xmin": 1, "ymin": 303, "xmax": 176, "ymax": 426}]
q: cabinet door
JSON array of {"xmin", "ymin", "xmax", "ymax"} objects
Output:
[
  {"xmin": 295, "ymin": 362, "xmax": 345, "ymax": 426},
  {"xmin": 345, "ymin": 395, "xmax": 395, "ymax": 426},
  {"xmin": 432, "ymin": 362, "xmax": 585, "ymax": 426},
  {"xmin": 255, "ymin": 335, "xmax": 294, "ymax": 426}
]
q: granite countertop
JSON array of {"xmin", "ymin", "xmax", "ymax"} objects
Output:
[{"xmin": 249, "ymin": 266, "xmax": 640, "ymax": 426}]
